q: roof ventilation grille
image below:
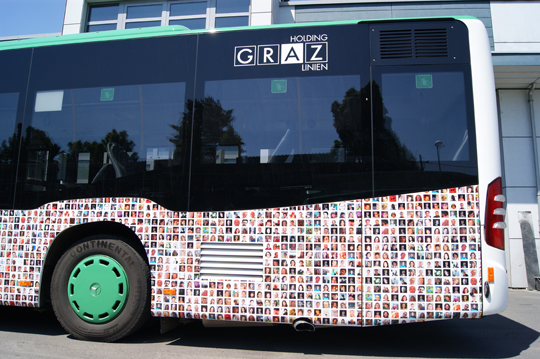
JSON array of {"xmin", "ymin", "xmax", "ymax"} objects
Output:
[
  {"xmin": 380, "ymin": 29, "xmax": 413, "ymax": 59},
  {"xmin": 414, "ymin": 28, "xmax": 448, "ymax": 58},
  {"xmin": 379, "ymin": 28, "xmax": 448, "ymax": 59}
]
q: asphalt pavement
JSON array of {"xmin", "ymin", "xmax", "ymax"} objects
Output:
[{"xmin": 0, "ymin": 289, "xmax": 539, "ymax": 359}]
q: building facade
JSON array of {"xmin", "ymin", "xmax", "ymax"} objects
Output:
[{"xmin": 61, "ymin": 0, "xmax": 540, "ymax": 288}]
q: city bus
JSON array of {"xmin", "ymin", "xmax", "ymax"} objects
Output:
[{"xmin": 0, "ymin": 16, "xmax": 507, "ymax": 342}]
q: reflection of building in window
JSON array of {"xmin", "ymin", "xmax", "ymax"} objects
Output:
[
  {"xmin": 27, "ymin": 151, "xmax": 49, "ymax": 188},
  {"xmin": 216, "ymin": 146, "xmax": 239, "ymax": 164},
  {"xmin": 311, "ymin": 148, "xmax": 345, "ymax": 163},
  {"xmin": 77, "ymin": 153, "xmax": 90, "ymax": 184},
  {"xmin": 147, "ymin": 147, "xmax": 172, "ymax": 170}
]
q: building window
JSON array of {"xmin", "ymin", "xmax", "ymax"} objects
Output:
[
  {"xmin": 215, "ymin": 0, "xmax": 249, "ymax": 14},
  {"xmin": 169, "ymin": 1, "xmax": 208, "ymax": 30},
  {"xmin": 85, "ymin": 1, "xmax": 251, "ymax": 32},
  {"xmin": 125, "ymin": 3, "xmax": 164, "ymax": 29},
  {"xmin": 86, "ymin": 4, "xmax": 120, "ymax": 32},
  {"xmin": 214, "ymin": 0, "xmax": 249, "ymax": 28}
]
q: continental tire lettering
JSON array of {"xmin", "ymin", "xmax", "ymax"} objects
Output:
[
  {"xmin": 71, "ymin": 244, "xmax": 84, "ymax": 257},
  {"xmin": 69, "ymin": 241, "xmax": 134, "ymax": 267}
]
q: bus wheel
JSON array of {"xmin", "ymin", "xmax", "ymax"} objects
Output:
[{"xmin": 50, "ymin": 237, "xmax": 150, "ymax": 342}]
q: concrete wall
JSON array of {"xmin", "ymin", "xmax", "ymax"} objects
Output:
[{"xmin": 63, "ymin": 0, "xmax": 85, "ymax": 35}]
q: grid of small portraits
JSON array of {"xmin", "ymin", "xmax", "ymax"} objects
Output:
[
  {"xmin": 361, "ymin": 187, "xmax": 482, "ymax": 325},
  {"xmin": 0, "ymin": 186, "xmax": 482, "ymax": 326}
]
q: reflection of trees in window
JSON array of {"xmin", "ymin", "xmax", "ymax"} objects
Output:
[
  {"xmin": 0, "ymin": 124, "xmax": 22, "ymax": 203},
  {"xmin": 67, "ymin": 129, "xmax": 139, "ymax": 183},
  {"xmin": 331, "ymin": 82, "xmax": 418, "ymax": 170},
  {"xmin": 331, "ymin": 86, "xmax": 368, "ymax": 161},
  {"xmin": 0, "ymin": 123, "xmax": 21, "ymax": 165},
  {"xmin": 1, "ymin": 124, "xmax": 139, "ymax": 188},
  {"xmin": 23, "ymin": 126, "xmax": 62, "ymax": 185},
  {"xmin": 170, "ymin": 97, "xmax": 243, "ymax": 163}
]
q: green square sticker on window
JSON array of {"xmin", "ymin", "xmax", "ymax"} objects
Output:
[
  {"xmin": 101, "ymin": 88, "xmax": 115, "ymax": 101},
  {"xmin": 416, "ymin": 74, "xmax": 433, "ymax": 89},
  {"xmin": 271, "ymin": 79, "xmax": 287, "ymax": 94}
]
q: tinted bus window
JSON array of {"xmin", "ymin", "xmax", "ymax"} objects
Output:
[
  {"xmin": 16, "ymin": 36, "xmax": 197, "ymax": 210},
  {"xmin": 191, "ymin": 25, "xmax": 372, "ymax": 211},
  {"xmin": 0, "ymin": 93, "xmax": 20, "ymax": 208},
  {"xmin": 0, "ymin": 49, "xmax": 32, "ymax": 209},
  {"xmin": 372, "ymin": 66, "xmax": 477, "ymax": 197}
]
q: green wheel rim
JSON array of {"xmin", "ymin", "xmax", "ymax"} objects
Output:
[{"xmin": 67, "ymin": 255, "xmax": 129, "ymax": 323}]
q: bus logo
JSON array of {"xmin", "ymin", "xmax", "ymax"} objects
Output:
[
  {"xmin": 234, "ymin": 46, "xmax": 256, "ymax": 66},
  {"xmin": 281, "ymin": 44, "xmax": 303, "ymax": 64},
  {"xmin": 258, "ymin": 44, "xmax": 280, "ymax": 65},
  {"xmin": 235, "ymin": 42, "xmax": 328, "ymax": 71}
]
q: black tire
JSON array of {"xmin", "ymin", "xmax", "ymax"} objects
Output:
[{"xmin": 50, "ymin": 236, "xmax": 150, "ymax": 342}]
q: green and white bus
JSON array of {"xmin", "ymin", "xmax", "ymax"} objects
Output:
[{"xmin": 0, "ymin": 16, "xmax": 507, "ymax": 341}]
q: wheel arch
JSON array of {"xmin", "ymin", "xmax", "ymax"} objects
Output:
[{"xmin": 40, "ymin": 221, "xmax": 148, "ymax": 308}]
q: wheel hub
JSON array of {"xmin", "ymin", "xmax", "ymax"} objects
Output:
[
  {"xmin": 67, "ymin": 255, "xmax": 129, "ymax": 323},
  {"xmin": 90, "ymin": 283, "xmax": 102, "ymax": 296}
]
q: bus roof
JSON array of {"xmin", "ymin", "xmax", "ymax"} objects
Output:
[{"xmin": 0, "ymin": 16, "xmax": 477, "ymax": 52}]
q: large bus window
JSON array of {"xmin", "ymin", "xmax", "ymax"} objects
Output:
[
  {"xmin": 14, "ymin": 35, "xmax": 197, "ymax": 210},
  {"xmin": 372, "ymin": 67, "xmax": 478, "ymax": 197},
  {"xmin": 19, "ymin": 83, "xmax": 186, "ymax": 208},
  {"xmin": 0, "ymin": 93, "xmax": 20, "ymax": 207},
  {"xmin": 0, "ymin": 49, "xmax": 31, "ymax": 209},
  {"xmin": 189, "ymin": 75, "xmax": 372, "ymax": 211}
]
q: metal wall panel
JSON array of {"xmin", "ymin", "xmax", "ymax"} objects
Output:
[
  {"xmin": 294, "ymin": 1, "xmax": 493, "ymax": 49},
  {"xmin": 499, "ymin": 89, "xmax": 540, "ymax": 288}
]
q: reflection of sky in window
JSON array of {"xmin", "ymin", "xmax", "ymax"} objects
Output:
[
  {"xmin": 204, "ymin": 76, "xmax": 360, "ymax": 158},
  {"xmin": 381, "ymin": 72, "xmax": 469, "ymax": 161},
  {"xmin": 0, "ymin": 93, "xmax": 19, "ymax": 144},
  {"xmin": 216, "ymin": 0, "xmax": 250, "ymax": 14},
  {"xmin": 30, "ymin": 83, "xmax": 185, "ymax": 158},
  {"xmin": 88, "ymin": 5, "xmax": 119, "ymax": 22}
]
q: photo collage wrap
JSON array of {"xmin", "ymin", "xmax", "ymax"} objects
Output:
[{"xmin": 0, "ymin": 186, "xmax": 482, "ymax": 326}]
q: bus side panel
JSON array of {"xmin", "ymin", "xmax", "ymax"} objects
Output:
[
  {"xmin": 461, "ymin": 18, "xmax": 508, "ymax": 315},
  {"xmin": 0, "ymin": 187, "xmax": 482, "ymax": 325}
]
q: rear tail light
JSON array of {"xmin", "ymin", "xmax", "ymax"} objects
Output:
[{"xmin": 485, "ymin": 177, "xmax": 506, "ymax": 250}]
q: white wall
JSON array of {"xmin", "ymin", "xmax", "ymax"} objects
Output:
[
  {"xmin": 491, "ymin": 1, "xmax": 540, "ymax": 53},
  {"xmin": 251, "ymin": 0, "xmax": 278, "ymax": 26},
  {"xmin": 62, "ymin": 0, "xmax": 85, "ymax": 34},
  {"xmin": 499, "ymin": 89, "xmax": 540, "ymax": 287}
]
